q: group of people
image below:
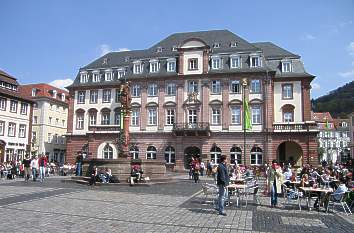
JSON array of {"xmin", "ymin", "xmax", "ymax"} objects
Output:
[
  {"xmin": 189, "ymin": 157, "xmax": 205, "ymax": 183},
  {"xmin": 88, "ymin": 166, "xmax": 115, "ymax": 185},
  {"xmin": 266, "ymin": 159, "xmax": 354, "ymax": 209}
]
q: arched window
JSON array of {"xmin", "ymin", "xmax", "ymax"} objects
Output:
[
  {"xmin": 101, "ymin": 108, "xmax": 111, "ymax": 125},
  {"xmin": 230, "ymin": 147, "xmax": 242, "ymax": 165},
  {"xmin": 165, "ymin": 146, "xmax": 175, "ymax": 164},
  {"xmin": 129, "ymin": 146, "xmax": 139, "ymax": 159},
  {"xmin": 250, "ymin": 147, "xmax": 262, "ymax": 165},
  {"xmin": 210, "ymin": 146, "xmax": 222, "ymax": 164},
  {"xmin": 88, "ymin": 109, "xmax": 97, "ymax": 126},
  {"xmin": 114, "ymin": 108, "xmax": 121, "ymax": 126},
  {"xmin": 103, "ymin": 144, "xmax": 113, "ymax": 159},
  {"xmin": 282, "ymin": 104, "xmax": 295, "ymax": 123},
  {"xmin": 146, "ymin": 146, "xmax": 157, "ymax": 160}
]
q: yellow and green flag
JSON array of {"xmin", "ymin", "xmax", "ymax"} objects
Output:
[{"xmin": 243, "ymin": 98, "xmax": 252, "ymax": 130}]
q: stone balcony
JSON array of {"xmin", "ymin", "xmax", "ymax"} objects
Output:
[
  {"xmin": 88, "ymin": 125, "xmax": 121, "ymax": 133},
  {"xmin": 172, "ymin": 122, "xmax": 211, "ymax": 136},
  {"xmin": 273, "ymin": 121, "xmax": 319, "ymax": 132}
]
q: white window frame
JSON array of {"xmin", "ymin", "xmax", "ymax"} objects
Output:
[
  {"xmin": 149, "ymin": 60, "xmax": 160, "ymax": 73},
  {"xmin": 105, "ymin": 70, "xmax": 113, "ymax": 81},
  {"xmin": 250, "ymin": 149, "xmax": 263, "ymax": 165},
  {"xmin": 282, "ymin": 61, "xmax": 292, "ymax": 72},
  {"xmin": 131, "ymin": 109, "xmax": 139, "ymax": 126},
  {"xmin": 10, "ymin": 100, "xmax": 17, "ymax": 113},
  {"xmin": 80, "ymin": 72, "xmax": 88, "ymax": 83},
  {"xmin": 77, "ymin": 91, "xmax": 85, "ymax": 104},
  {"xmin": 31, "ymin": 88, "xmax": 36, "ymax": 97},
  {"xmin": 8, "ymin": 122, "xmax": 16, "ymax": 137},
  {"xmin": 210, "ymin": 147, "xmax": 222, "ymax": 164},
  {"xmin": 188, "ymin": 81, "xmax": 198, "ymax": 94},
  {"xmin": 250, "ymin": 80, "xmax": 261, "ymax": 93},
  {"xmin": 166, "ymin": 109, "xmax": 175, "ymax": 125},
  {"xmin": 250, "ymin": 56, "xmax": 262, "ymax": 68},
  {"xmin": 251, "ymin": 105, "xmax": 261, "ymax": 124},
  {"xmin": 133, "ymin": 61, "xmax": 143, "ymax": 74},
  {"xmin": 90, "ymin": 90, "xmax": 98, "ymax": 104},
  {"xmin": 20, "ymin": 103, "xmax": 28, "ymax": 115},
  {"xmin": 231, "ymin": 106, "xmax": 241, "ymax": 124},
  {"xmin": 146, "ymin": 146, "xmax": 157, "ymax": 160},
  {"xmin": 101, "ymin": 112, "xmax": 110, "ymax": 125},
  {"xmin": 0, "ymin": 121, "xmax": 4, "ymax": 135},
  {"xmin": 211, "ymin": 56, "xmax": 221, "ymax": 70},
  {"xmin": 282, "ymin": 84, "xmax": 293, "ymax": 99},
  {"xmin": 0, "ymin": 98, "xmax": 6, "ymax": 110},
  {"xmin": 188, "ymin": 109, "xmax": 197, "ymax": 125},
  {"xmin": 89, "ymin": 113, "xmax": 97, "ymax": 126},
  {"xmin": 148, "ymin": 83, "xmax": 158, "ymax": 97},
  {"xmin": 167, "ymin": 58, "xmax": 176, "ymax": 72},
  {"xmin": 92, "ymin": 71, "xmax": 100, "ymax": 82},
  {"xmin": 165, "ymin": 146, "xmax": 175, "ymax": 164},
  {"xmin": 189, "ymin": 58, "xmax": 198, "ymax": 70},
  {"xmin": 132, "ymin": 85, "xmax": 141, "ymax": 97},
  {"xmin": 211, "ymin": 108, "xmax": 221, "ymax": 125},
  {"xmin": 130, "ymin": 146, "xmax": 139, "ymax": 159},
  {"xmin": 103, "ymin": 145, "xmax": 113, "ymax": 159},
  {"xmin": 211, "ymin": 80, "xmax": 221, "ymax": 94},
  {"xmin": 230, "ymin": 55, "xmax": 241, "ymax": 69},
  {"xmin": 117, "ymin": 68, "xmax": 125, "ymax": 79},
  {"xmin": 102, "ymin": 89, "xmax": 111, "ymax": 103},
  {"xmin": 114, "ymin": 110, "xmax": 121, "ymax": 126},
  {"xmin": 76, "ymin": 114, "xmax": 84, "ymax": 129},
  {"xmin": 148, "ymin": 108, "xmax": 157, "ymax": 125},
  {"xmin": 230, "ymin": 147, "xmax": 242, "ymax": 165},
  {"xmin": 283, "ymin": 112, "xmax": 293, "ymax": 123},
  {"xmin": 230, "ymin": 80, "xmax": 241, "ymax": 94},
  {"xmin": 166, "ymin": 82, "xmax": 176, "ymax": 96}
]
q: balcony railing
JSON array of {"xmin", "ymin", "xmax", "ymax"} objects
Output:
[
  {"xmin": 273, "ymin": 122, "xmax": 318, "ymax": 132},
  {"xmin": 172, "ymin": 122, "xmax": 210, "ymax": 136},
  {"xmin": 88, "ymin": 125, "xmax": 121, "ymax": 132}
]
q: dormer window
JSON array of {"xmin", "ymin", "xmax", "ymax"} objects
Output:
[
  {"xmin": 230, "ymin": 42, "xmax": 238, "ymax": 47},
  {"xmin": 105, "ymin": 70, "xmax": 113, "ymax": 81},
  {"xmin": 167, "ymin": 58, "xmax": 176, "ymax": 72},
  {"xmin": 213, "ymin": 43, "xmax": 221, "ymax": 48},
  {"xmin": 282, "ymin": 61, "xmax": 292, "ymax": 72},
  {"xmin": 31, "ymin": 88, "xmax": 37, "ymax": 97},
  {"xmin": 211, "ymin": 56, "xmax": 221, "ymax": 70},
  {"xmin": 149, "ymin": 59, "xmax": 160, "ymax": 73},
  {"xmin": 188, "ymin": 58, "xmax": 198, "ymax": 70},
  {"xmin": 133, "ymin": 61, "xmax": 143, "ymax": 74},
  {"xmin": 80, "ymin": 72, "xmax": 88, "ymax": 83},
  {"xmin": 230, "ymin": 55, "xmax": 241, "ymax": 69},
  {"xmin": 92, "ymin": 71, "xmax": 100, "ymax": 82},
  {"xmin": 156, "ymin": 47, "xmax": 162, "ymax": 53},
  {"xmin": 52, "ymin": 90, "xmax": 57, "ymax": 98},
  {"xmin": 172, "ymin": 46, "xmax": 178, "ymax": 52},
  {"xmin": 250, "ymin": 55, "xmax": 262, "ymax": 68},
  {"xmin": 117, "ymin": 68, "xmax": 125, "ymax": 79},
  {"xmin": 61, "ymin": 93, "xmax": 65, "ymax": 101}
]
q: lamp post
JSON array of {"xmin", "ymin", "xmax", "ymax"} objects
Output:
[{"xmin": 242, "ymin": 78, "xmax": 248, "ymax": 165}]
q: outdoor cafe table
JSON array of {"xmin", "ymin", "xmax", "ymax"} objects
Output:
[
  {"xmin": 299, "ymin": 187, "xmax": 333, "ymax": 211},
  {"xmin": 230, "ymin": 177, "xmax": 245, "ymax": 184},
  {"xmin": 227, "ymin": 184, "xmax": 247, "ymax": 207}
]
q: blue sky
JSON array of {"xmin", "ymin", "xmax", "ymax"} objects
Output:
[{"xmin": 0, "ymin": 0, "xmax": 353, "ymax": 98}]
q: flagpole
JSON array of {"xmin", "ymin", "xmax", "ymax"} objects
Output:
[{"xmin": 242, "ymin": 78, "xmax": 248, "ymax": 165}]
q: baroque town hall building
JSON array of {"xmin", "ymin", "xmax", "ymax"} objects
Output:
[{"xmin": 66, "ymin": 30, "xmax": 318, "ymax": 170}]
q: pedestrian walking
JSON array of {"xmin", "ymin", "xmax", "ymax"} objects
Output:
[
  {"xmin": 38, "ymin": 155, "xmax": 47, "ymax": 182},
  {"xmin": 22, "ymin": 155, "xmax": 31, "ymax": 182},
  {"xmin": 267, "ymin": 160, "xmax": 283, "ymax": 207},
  {"xmin": 75, "ymin": 152, "xmax": 83, "ymax": 176},
  {"xmin": 31, "ymin": 156, "xmax": 39, "ymax": 181},
  {"xmin": 215, "ymin": 155, "xmax": 229, "ymax": 216}
]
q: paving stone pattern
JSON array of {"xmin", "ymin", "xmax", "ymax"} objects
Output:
[{"xmin": 0, "ymin": 176, "xmax": 353, "ymax": 233}]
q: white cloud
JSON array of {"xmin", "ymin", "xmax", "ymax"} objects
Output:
[
  {"xmin": 49, "ymin": 78, "xmax": 73, "ymax": 90},
  {"xmin": 118, "ymin": 48, "xmax": 130, "ymax": 52},
  {"xmin": 347, "ymin": 42, "xmax": 354, "ymax": 55},
  {"xmin": 311, "ymin": 83, "xmax": 321, "ymax": 90},
  {"xmin": 301, "ymin": 33, "xmax": 316, "ymax": 40},
  {"xmin": 339, "ymin": 69, "xmax": 354, "ymax": 78},
  {"xmin": 99, "ymin": 44, "xmax": 112, "ymax": 56}
]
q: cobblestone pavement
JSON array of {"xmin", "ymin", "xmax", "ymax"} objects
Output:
[{"xmin": 0, "ymin": 176, "xmax": 353, "ymax": 233}]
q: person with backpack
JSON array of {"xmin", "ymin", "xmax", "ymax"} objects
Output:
[{"xmin": 193, "ymin": 159, "xmax": 201, "ymax": 183}]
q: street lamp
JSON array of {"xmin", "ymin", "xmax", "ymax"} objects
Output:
[{"xmin": 242, "ymin": 78, "xmax": 248, "ymax": 165}]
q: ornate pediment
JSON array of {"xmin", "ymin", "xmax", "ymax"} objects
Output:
[{"xmin": 183, "ymin": 92, "xmax": 202, "ymax": 106}]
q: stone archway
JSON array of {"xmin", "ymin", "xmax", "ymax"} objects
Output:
[
  {"xmin": 184, "ymin": 146, "xmax": 201, "ymax": 169},
  {"xmin": 277, "ymin": 141, "xmax": 303, "ymax": 167}
]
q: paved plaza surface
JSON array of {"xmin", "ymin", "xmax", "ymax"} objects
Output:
[{"xmin": 0, "ymin": 176, "xmax": 353, "ymax": 233}]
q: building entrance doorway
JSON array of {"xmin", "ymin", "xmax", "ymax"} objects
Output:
[
  {"xmin": 184, "ymin": 146, "xmax": 200, "ymax": 169},
  {"xmin": 277, "ymin": 141, "xmax": 303, "ymax": 167}
]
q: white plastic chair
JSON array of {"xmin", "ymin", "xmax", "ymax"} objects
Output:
[
  {"xmin": 326, "ymin": 191, "xmax": 352, "ymax": 215},
  {"xmin": 201, "ymin": 183, "xmax": 218, "ymax": 205}
]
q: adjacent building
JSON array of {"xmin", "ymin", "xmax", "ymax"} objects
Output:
[
  {"xmin": 312, "ymin": 112, "xmax": 351, "ymax": 163},
  {"xmin": 20, "ymin": 84, "xmax": 69, "ymax": 164},
  {"xmin": 66, "ymin": 30, "xmax": 318, "ymax": 170},
  {"xmin": 0, "ymin": 70, "xmax": 33, "ymax": 162}
]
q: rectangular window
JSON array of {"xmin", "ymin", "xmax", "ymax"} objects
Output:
[
  {"xmin": 250, "ymin": 80, "xmax": 261, "ymax": 93},
  {"xmin": 211, "ymin": 57, "xmax": 221, "ymax": 69},
  {"xmin": 211, "ymin": 80, "xmax": 221, "ymax": 94},
  {"xmin": 76, "ymin": 115, "xmax": 84, "ymax": 129},
  {"xmin": 251, "ymin": 106, "xmax": 261, "ymax": 124},
  {"xmin": 282, "ymin": 84, "xmax": 293, "ymax": 99},
  {"xmin": 282, "ymin": 62, "xmax": 292, "ymax": 72},
  {"xmin": 230, "ymin": 80, "xmax": 241, "ymax": 93},
  {"xmin": 77, "ymin": 91, "xmax": 85, "ymax": 104},
  {"xmin": 117, "ymin": 69, "xmax": 125, "ymax": 79},
  {"xmin": 0, "ymin": 121, "xmax": 4, "ymax": 135},
  {"xmin": 283, "ymin": 112, "xmax": 293, "ymax": 122},
  {"xmin": 90, "ymin": 90, "xmax": 98, "ymax": 103},
  {"xmin": 132, "ymin": 85, "xmax": 141, "ymax": 97},
  {"xmin": 188, "ymin": 58, "xmax": 198, "ymax": 70},
  {"xmin": 47, "ymin": 133, "xmax": 52, "ymax": 143},
  {"xmin": 188, "ymin": 109, "xmax": 197, "ymax": 124},
  {"xmin": 80, "ymin": 73, "xmax": 88, "ymax": 83},
  {"xmin": 133, "ymin": 63, "xmax": 142, "ymax": 74},
  {"xmin": 167, "ymin": 60, "xmax": 176, "ymax": 72},
  {"xmin": 0, "ymin": 98, "xmax": 6, "ymax": 110},
  {"xmin": 10, "ymin": 100, "xmax": 18, "ymax": 113},
  {"xmin": 148, "ymin": 108, "xmax": 157, "ymax": 125},
  {"xmin": 212, "ymin": 108, "xmax": 221, "ymax": 125},
  {"xmin": 166, "ymin": 83, "xmax": 176, "ymax": 96},
  {"xmin": 101, "ymin": 113, "xmax": 110, "ymax": 125},
  {"xmin": 250, "ymin": 56, "xmax": 261, "ymax": 67},
  {"xmin": 131, "ymin": 109, "xmax": 139, "ymax": 126},
  {"xmin": 89, "ymin": 114, "xmax": 96, "ymax": 126},
  {"xmin": 8, "ymin": 122, "xmax": 16, "ymax": 137},
  {"xmin": 32, "ymin": 89, "xmax": 36, "ymax": 97},
  {"xmin": 20, "ymin": 103, "xmax": 28, "ymax": 115},
  {"xmin": 115, "ymin": 89, "xmax": 121, "ymax": 103},
  {"xmin": 150, "ymin": 61, "xmax": 159, "ymax": 73},
  {"xmin": 92, "ymin": 72, "xmax": 100, "ymax": 82},
  {"xmin": 105, "ymin": 71, "xmax": 112, "ymax": 81},
  {"xmin": 188, "ymin": 81, "xmax": 198, "ymax": 93},
  {"xmin": 166, "ymin": 109, "xmax": 175, "ymax": 125},
  {"xmin": 231, "ymin": 106, "xmax": 241, "ymax": 124},
  {"xmin": 114, "ymin": 111, "xmax": 121, "ymax": 125},
  {"xmin": 148, "ymin": 83, "xmax": 158, "ymax": 96},
  {"xmin": 251, "ymin": 153, "xmax": 262, "ymax": 165},
  {"xmin": 102, "ymin": 89, "xmax": 111, "ymax": 103},
  {"xmin": 19, "ymin": 124, "xmax": 26, "ymax": 138},
  {"xmin": 230, "ymin": 56, "xmax": 241, "ymax": 68}
]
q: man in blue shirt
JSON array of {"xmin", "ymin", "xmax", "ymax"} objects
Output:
[{"xmin": 216, "ymin": 155, "xmax": 230, "ymax": 216}]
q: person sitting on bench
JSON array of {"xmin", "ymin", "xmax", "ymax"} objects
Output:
[{"xmin": 130, "ymin": 165, "xmax": 143, "ymax": 185}]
